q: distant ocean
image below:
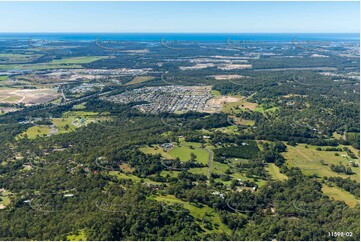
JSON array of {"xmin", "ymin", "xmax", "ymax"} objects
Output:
[{"xmin": 0, "ymin": 33, "xmax": 359, "ymax": 42}]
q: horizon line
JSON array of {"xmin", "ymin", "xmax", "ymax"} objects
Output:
[{"xmin": 0, "ymin": 32, "xmax": 359, "ymax": 34}]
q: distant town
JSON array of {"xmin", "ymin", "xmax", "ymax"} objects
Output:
[{"xmin": 105, "ymin": 85, "xmax": 215, "ymax": 114}]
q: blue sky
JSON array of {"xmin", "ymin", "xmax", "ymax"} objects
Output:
[{"xmin": 0, "ymin": 1, "xmax": 359, "ymax": 33}]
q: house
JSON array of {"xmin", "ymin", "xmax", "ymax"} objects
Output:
[{"xmin": 160, "ymin": 143, "xmax": 173, "ymax": 149}]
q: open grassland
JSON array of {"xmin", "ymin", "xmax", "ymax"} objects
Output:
[
  {"xmin": 49, "ymin": 56, "xmax": 108, "ymax": 65},
  {"xmin": 229, "ymin": 116, "xmax": 255, "ymax": 126},
  {"xmin": 17, "ymin": 125, "xmax": 51, "ymax": 139},
  {"xmin": 170, "ymin": 141, "xmax": 209, "ymax": 164},
  {"xmin": 140, "ymin": 140, "xmax": 268, "ymax": 186},
  {"xmin": 0, "ymin": 63, "xmax": 82, "ymax": 70},
  {"xmin": 18, "ymin": 111, "xmax": 105, "ymax": 139},
  {"xmin": 332, "ymin": 131, "xmax": 343, "ymax": 140},
  {"xmin": 322, "ymin": 185, "xmax": 358, "ymax": 208},
  {"xmin": 72, "ymin": 103, "xmax": 87, "ymax": 110},
  {"xmin": 140, "ymin": 139, "xmax": 210, "ymax": 165},
  {"xmin": 205, "ymin": 95, "xmax": 242, "ymax": 113},
  {"xmin": 126, "ymin": 76, "xmax": 154, "ymax": 85},
  {"xmin": 284, "ymin": 144, "xmax": 359, "ymax": 181},
  {"xmin": 0, "ymin": 56, "xmax": 108, "ymax": 71},
  {"xmin": 0, "ymin": 190, "xmax": 12, "ymax": 208},
  {"xmin": 254, "ymin": 105, "xmax": 279, "ymax": 113},
  {"xmin": 0, "ymin": 76, "xmax": 8, "ymax": 81},
  {"xmin": 51, "ymin": 118, "xmax": 77, "ymax": 134},
  {"xmin": 221, "ymin": 95, "xmax": 278, "ymax": 115},
  {"xmin": 266, "ymin": 163, "xmax": 288, "ymax": 181},
  {"xmin": 53, "ymin": 112, "xmax": 106, "ymax": 133},
  {"xmin": 0, "ymin": 53, "xmax": 42, "ymax": 64},
  {"xmin": 221, "ymin": 97, "xmax": 258, "ymax": 113},
  {"xmin": 139, "ymin": 146, "xmax": 174, "ymax": 160},
  {"xmin": 211, "ymin": 126, "xmax": 240, "ymax": 135},
  {"xmin": 109, "ymin": 171, "xmax": 161, "ymax": 185},
  {"xmin": 62, "ymin": 111, "xmax": 100, "ymax": 118},
  {"xmin": 154, "ymin": 194, "xmax": 232, "ymax": 234},
  {"xmin": 67, "ymin": 230, "xmax": 87, "ymax": 241},
  {"xmin": 160, "ymin": 170, "xmax": 179, "ymax": 178},
  {"xmin": 189, "ymin": 159, "xmax": 266, "ymax": 188}
]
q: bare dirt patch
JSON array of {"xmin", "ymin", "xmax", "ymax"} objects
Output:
[
  {"xmin": 126, "ymin": 76, "xmax": 154, "ymax": 85},
  {"xmin": 211, "ymin": 75, "xmax": 245, "ymax": 80},
  {"xmin": 217, "ymin": 64, "xmax": 252, "ymax": 70},
  {"xmin": 205, "ymin": 96, "xmax": 241, "ymax": 113},
  {"xmin": 120, "ymin": 164, "xmax": 135, "ymax": 173},
  {"xmin": 0, "ymin": 88, "xmax": 59, "ymax": 105},
  {"xmin": 180, "ymin": 63, "xmax": 215, "ymax": 70}
]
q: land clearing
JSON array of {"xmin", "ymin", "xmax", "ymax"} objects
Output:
[
  {"xmin": 322, "ymin": 185, "xmax": 358, "ymax": 208},
  {"xmin": 126, "ymin": 76, "xmax": 154, "ymax": 85},
  {"xmin": 0, "ymin": 56, "xmax": 109, "ymax": 71},
  {"xmin": 205, "ymin": 95, "xmax": 242, "ymax": 113},
  {"xmin": 211, "ymin": 74, "xmax": 246, "ymax": 80},
  {"xmin": 18, "ymin": 111, "xmax": 106, "ymax": 139},
  {"xmin": 284, "ymin": 144, "xmax": 359, "ymax": 181},
  {"xmin": 266, "ymin": 163, "xmax": 288, "ymax": 181},
  {"xmin": 154, "ymin": 194, "xmax": 232, "ymax": 234},
  {"xmin": 140, "ymin": 139, "xmax": 210, "ymax": 165},
  {"xmin": 222, "ymin": 98, "xmax": 258, "ymax": 113},
  {"xmin": 0, "ymin": 88, "xmax": 59, "ymax": 105}
]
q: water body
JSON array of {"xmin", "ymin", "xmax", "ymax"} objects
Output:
[{"xmin": 0, "ymin": 33, "xmax": 359, "ymax": 42}]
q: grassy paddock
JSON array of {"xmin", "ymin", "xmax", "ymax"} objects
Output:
[
  {"xmin": 154, "ymin": 194, "xmax": 231, "ymax": 234},
  {"xmin": 322, "ymin": 185, "xmax": 358, "ymax": 208},
  {"xmin": 266, "ymin": 163, "xmax": 288, "ymax": 181},
  {"xmin": 284, "ymin": 144, "xmax": 359, "ymax": 181}
]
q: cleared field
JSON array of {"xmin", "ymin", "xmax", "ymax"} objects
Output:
[
  {"xmin": 0, "ymin": 63, "xmax": 82, "ymax": 70},
  {"xmin": 322, "ymin": 185, "xmax": 358, "ymax": 208},
  {"xmin": 332, "ymin": 131, "xmax": 343, "ymax": 140},
  {"xmin": 211, "ymin": 126, "xmax": 240, "ymax": 135},
  {"xmin": 0, "ymin": 56, "xmax": 109, "ymax": 71},
  {"xmin": 49, "ymin": 56, "xmax": 108, "ymax": 65},
  {"xmin": 0, "ymin": 76, "xmax": 8, "ymax": 81},
  {"xmin": 222, "ymin": 98, "xmax": 258, "ymax": 113},
  {"xmin": 211, "ymin": 74, "xmax": 245, "ymax": 80},
  {"xmin": 0, "ymin": 190, "xmax": 12, "ymax": 207},
  {"xmin": 254, "ymin": 105, "xmax": 279, "ymax": 113},
  {"xmin": 17, "ymin": 125, "xmax": 51, "ymax": 139},
  {"xmin": 109, "ymin": 171, "xmax": 161, "ymax": 185},
  {"xmin": 62, "ymin": 111, "xmax": 100, "ymax": 118},
  {"xmin": 18, "ymin": 112, "xmax": 104, "ymax": 139},
  {"xmin": 0, "ymin": 107, "xmax": 19, "ymax": 114},
  {"xmin": 205, "ymin": 95, "xmax": 242, "ymax": 113},
  {"xmin": 228, "ymin": 116, "xmax": 255, "ymax": 126},
  {"xmin": 170, "ymin": 141, "xmax": 209, "ymax": 164},
  {"xmin": 119, "ymin": 164, "xmax": 135, "ymax": 173},
  {"xmin": 0, "ymin": 88, "xmax": 59, "ymax": 105},
  {"xmin": 160, "ymin": 170, "xmax": 179, "ymax": 178},
  {"xmin": 189, "ymin": 159, "xmax": 266, "ymax": 188},
  {"xmin": 205, "ymin": 93, "xmax": 244, "ymax": 113},
  {"xmin": 72, "ymin": 103, "xmax": 87, "ymax": 110},
  {"xmin": 0, "ymin": 53, "xmax": 42, "ymax": 64},
  {"xmin": 266, "ymin": 163, "xmax": 288, "ymax": 181},
  {"xmin": 284, "ymin": 144, "xmax": 359, "ymax": 181},
  {"xmin": 139, "ymin": 146, "xmax": 174, "ymax": 160},
  {"xmin": 126, "ymin": 76, "xmax": 154, "ymax": 85},
  {"xmin": 109, "ymin": 171, "xmax": 141, "ymax": 182},
  {"xmin": 51, "ymin": 118, "xmax": 77, "ymax": 133},
  {"xmin": 67, "ymin": 230, "xmax": 87, "ymax": 241},
  {"xmin": 140, "ymin": 140, "xmax": 210, "ymax": 165},
  {"xmin": 154, "ymin": 194, "xmax": 231, "ymax": 234}
]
